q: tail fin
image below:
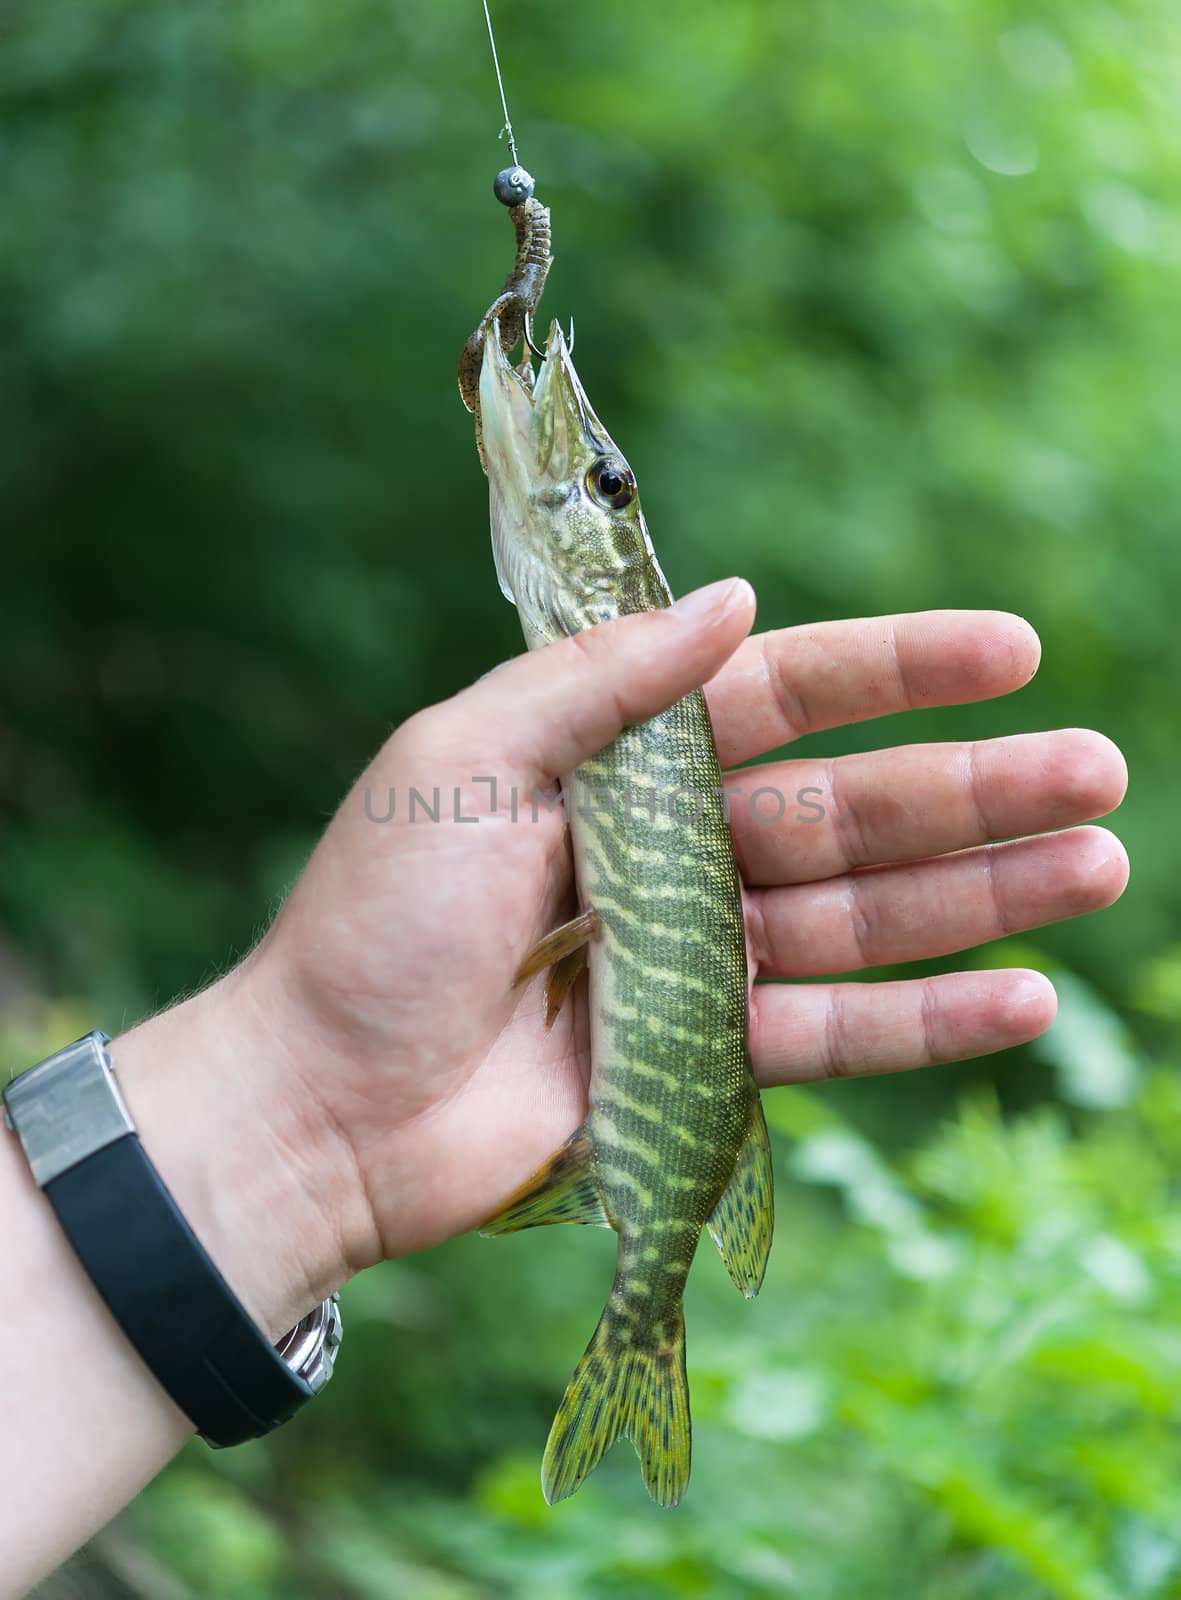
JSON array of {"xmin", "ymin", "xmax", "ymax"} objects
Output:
[{"xmin": 541, "ymin": 1304, "xmax": 690, "ymax": 1508}]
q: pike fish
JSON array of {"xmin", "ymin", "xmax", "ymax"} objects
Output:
[{"xmin": 469, "ymin": 316, "xmax": 773, "ymax": 1507}]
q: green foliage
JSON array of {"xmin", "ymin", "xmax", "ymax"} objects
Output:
[{"xmin": 4, "ymin": 0, "xmax": 1175, "ymax": 1594}]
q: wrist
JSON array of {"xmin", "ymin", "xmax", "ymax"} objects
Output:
[{"xmin": 110, "ymin": 958, "xmax": 367, "ymax": 1340}]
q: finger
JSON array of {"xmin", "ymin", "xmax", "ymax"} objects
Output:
[
  {"xmin": 705, "ymin": 610, "xmax": 1041, "ymax": 768},
  {"xmin": 751, "ymin": 969, "xmax": 1056, "ymax": 1086},
  {"xmin": 729, "ymin": 728, "xmax": 1128, "ymax": 886},
  {"xmin": 412, "ymin": 579, "xmax": 756, "ymax": 787},
  {"xmin": 749, "ymin": 826, "xmax": 1129, "ymax": 978}
]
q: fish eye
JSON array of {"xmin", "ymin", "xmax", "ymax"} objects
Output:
[{"xmin": 587, "ymin": 457, "xmax": 636, "ymax": 510}]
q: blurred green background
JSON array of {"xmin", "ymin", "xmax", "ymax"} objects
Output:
[{"xmin": 4, "ymin": 0, "xmax": 1179, "ymax": 1594}]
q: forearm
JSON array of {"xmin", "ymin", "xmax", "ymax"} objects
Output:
[{"xmin": 0, "ymin": 964, "xmax": 358, "ymax": 1597}]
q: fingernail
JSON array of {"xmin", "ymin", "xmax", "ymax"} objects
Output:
[{"xmin": 669, "ymin": 577, "xmax": 753, "ymax": 621}]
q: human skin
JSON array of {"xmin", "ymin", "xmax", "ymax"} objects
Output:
[{"xmin": 0, "ymin": 582, "xmax": 1129, "ymax": 1595}]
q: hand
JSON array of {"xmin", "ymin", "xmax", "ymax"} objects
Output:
[{"xmin": 169, "ymin": 578, "xmax": 1123, "ymax": 1313}]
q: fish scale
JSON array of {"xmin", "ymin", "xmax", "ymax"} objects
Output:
[
  {"xmin": 576, "ymin": 699, "xmax": 752, "ymax": 1223},
  {"xmin": 468, "ymin": 309, "xmax": 775, "ymax": 1507}
]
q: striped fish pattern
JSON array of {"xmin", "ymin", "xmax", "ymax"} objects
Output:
[{"xmin": 472, "ymin": 316, "xmax": 773, "ymax": 1506}]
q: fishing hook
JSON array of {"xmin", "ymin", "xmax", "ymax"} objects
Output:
[{"xmin": 524, "ymin": 311, "xmax": 576, "ymax": 360}]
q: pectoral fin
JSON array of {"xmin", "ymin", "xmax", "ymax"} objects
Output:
[
  {"xmin": 480, "ymin": 1121, "xmax": 609, "ymax": 1235},
  {"xmin": 707, "ymin": 1095, "xmax": 774, "ymax": 1298},
  {"xmin": 514, "ymin": 909, "xmax": 599, "ymax": 1030},
  {"xmin": 541, "ymin": 944, "xmax": 587, "ymax": 1028}
]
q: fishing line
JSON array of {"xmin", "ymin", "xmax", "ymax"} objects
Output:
[{"xmin": 481, "ymin": 0, "xmax": 520, "ymax": 166}]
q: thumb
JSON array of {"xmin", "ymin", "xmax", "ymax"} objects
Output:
[{"xmin": 437, "ymin": 578, "xmax": 756, "ymax": 785}]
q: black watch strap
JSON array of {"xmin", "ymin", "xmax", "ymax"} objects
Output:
[{"xmin": 3, "ymin": 1031, "xmax": 341, "ymax": 1447}]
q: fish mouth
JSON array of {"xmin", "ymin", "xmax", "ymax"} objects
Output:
[{"xmin": 479, "ymin": 317, "xmax": 607, "ymax": 485}]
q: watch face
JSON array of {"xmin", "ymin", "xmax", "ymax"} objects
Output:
[{"xmin": 274, "ymin": 1293, "xmax": 343, "ymax": 1394}]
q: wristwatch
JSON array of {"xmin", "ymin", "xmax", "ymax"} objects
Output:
[{"xmin": 3, "ymin": 1030, "xmax": 342, "ymax": 1446}]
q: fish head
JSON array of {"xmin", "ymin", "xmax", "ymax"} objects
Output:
[{"xmin": 479, "ymin": 318, "xmax": 667, "ymax": 644}]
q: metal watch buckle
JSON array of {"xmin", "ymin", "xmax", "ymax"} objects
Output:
[{"xmin": 2, "ymin": 1030, "xmax": 135, "ymax": 1188}]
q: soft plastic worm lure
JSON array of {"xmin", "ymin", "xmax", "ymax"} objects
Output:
[{"xmin": 457, "ymin": 165, "xmax": 554, "ymax": 469}]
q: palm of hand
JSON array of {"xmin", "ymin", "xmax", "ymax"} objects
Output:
[{"xmin": 263, "ymin": 603, "xmax": 1126, "ymax": 1267}]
